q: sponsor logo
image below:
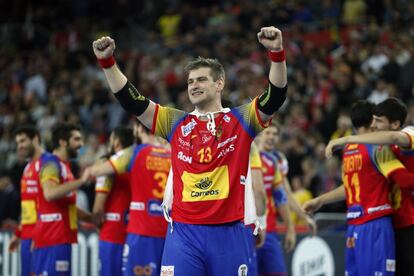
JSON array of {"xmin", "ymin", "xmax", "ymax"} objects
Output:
[
  {"xmin": 105, "ymin": 213, "xmax": 121, "ymax": 221},
  {"xmin": 148, "ymin": 200, "xmax": 163, "ymax": 216},
  {"xmin": 40, "ymin": 213, "xmax": 62, "ymax": 222},
  {"xmin": 218, "ymin": 144, "xmax": 235, "ymax": 158},
  {"xmin": 202, "ymin": 135, "xmax": 212, "ymax": 144},
  {"xmin": 177, "ymin": 151, "xmax": 192, "ymax": 164},
  {"xmin": 367, "ymin": 204, "xmax": 391, "ymax": 214},
  {"xmin": 133, "ymin": 264, "xmax": 154, "ymax": 276},
  {"xmin": 181, "ymin": 119, "xmax": 197, "ymax": 137},
  {"xmin": 223, "ymin": 115, "xmax": 231, "ymax": 123},
  {"xmin": 346, "ymin": 211, "xmax": 362, "ymax": 219},
  {"xmin": 55, "ymin": 260, "xmax": 69, "ymax": 272},
  {"xmin": 346, "ymin": 205, "xmax": 364, "ymax": 220},
  {"xmin": 195, "ymin": 177, "xmax": 213, "ymax": 190},
  {"xmin": 238, "ymin": 264, "xmax": 248, "ymax": 276},
  {"xmin": 26, "ymin": 187, "xmax": 38, "ymax": 193},
  {"xmin": 386, "ymin": 259, "xmax": 396, "ymax": 272},
  {"xmin": 217, "ymin": 135, "xmax": 238, "ymax": 149},
  {"xmin": 161, "ymin": 265, "xmax": 174, "ymax": 276},
  {"xmin": 240, "ymin": 175, "xmax": 246, "ymax": 185},
  {"xmin": 123, "ymin": 244, "xmax": 130, "ymax": 257},
  {"xmin": 130, "ymin": 202, "xmax": 145, "ymax": 211}
]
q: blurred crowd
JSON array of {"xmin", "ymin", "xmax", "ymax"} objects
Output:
[{"xmin": 1, "ymin": 0, "xmax": 414, "ymax": 227}]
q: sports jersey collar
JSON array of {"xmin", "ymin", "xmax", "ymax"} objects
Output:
[{"xmin": 189, "ymin": 108, "xmax": 231, "ymax": 136}]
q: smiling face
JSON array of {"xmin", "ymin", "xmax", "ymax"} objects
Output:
[
  {"xmin": 187, "ymin": 67, "xmax": 224, "ymax": 110},
  {"xmin": 15, "ymin": 134, "xmax": 36, "ymax": 159}
]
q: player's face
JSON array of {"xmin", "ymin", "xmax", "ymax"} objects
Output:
[
  {"xmin": 371, "ymin": 115, "xmax": 392, "ymax": 131},
  {"xmin": 261, "ymin": 126, "xmax": 278, "ymax": 152},
  {"xmin": 67, "ymin": 130, "xmax": 83, "ymax": 158},
  {"xmin": 187, "ymin": 67, "xmax": 220, "ymax": 107},
  {"xmin": 15, "ymin": 134, "xmax": 35, "ymax": 159}
]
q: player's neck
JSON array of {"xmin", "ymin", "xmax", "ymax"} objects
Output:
[
  {"xmin": 32, "ymin": 147, "xmax": 43, "ymax": 160},
  {"xmin": 194, "ymin": 101, "xmax": 223, "ymax": 115},
  {"xmin": 53, "ymin": 148, "xmax": 68, "ymax": 161}
]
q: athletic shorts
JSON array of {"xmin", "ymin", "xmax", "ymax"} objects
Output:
[
  {"xmin": 99, "ymin": 240, "xmax": 123, "ymax": 276},
  {"xmin": 21, "ymin": 238, "xmax": 34, "ymax": 276},
  {"xmin": 161, "ymin": 221, "xmax": 250, "ymax": 276},
  {"xmin": 346, "ymin": 216, "xmax": 395, "ymax": 276},
  {"xmin": 256, "ymin": 232, "xmax": 287, "ymax": 275},
  {"xmin": 122, "ymin": 233, "xmax": 165, "ymax": 276},
  {"xmin": 34, "ymin": 244, "xmax": 71, "ymax": 276}
]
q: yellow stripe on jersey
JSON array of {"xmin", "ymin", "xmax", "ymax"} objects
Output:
[
  {"xmin": 250, "ymin": 143, "xmax": 262, "ymax": 169},
  {"xmin": 182, "ymin": 165, "xmax": 229, "ymax": 202},
  {"xmin": 40, "ymin": 162, "xmax": 60, "ymax": 185},
  {"xmin": 21, "ymin": 200, "xmax": 37, "ymax": 225},
  {"xmin": 274, "ymin": 165, "xmax": 284, "ymax": 187},
  {"xmin": 95, "ymin": 176, "xmax": 113, "ymax": 193},
  {"xmin": 233, "ymin": 97, "xmax": 270, "ymax": 137},
  {"xmin": 374, "ymin": 145, "xmax": 405, "ymax": 178},
  {"xmin": 153, "ymin": 105, "xmax": 187, "ymax": 140},
  {"xmin": 109, "ymin": 146, "xmax": 134, "ymax": 174},
  {"xmin": 69, "ymin": 204, "xmax": 78, "ymax": 230}
]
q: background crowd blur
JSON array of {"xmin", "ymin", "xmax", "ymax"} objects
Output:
[{"xmin": 1, "ymin": 0, "xmax": 414, "ymax": 229}]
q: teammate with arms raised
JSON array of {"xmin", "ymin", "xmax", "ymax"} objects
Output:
[{"xmin": 92, "ymin": 26, "xmax": 287, "ymax": 275}]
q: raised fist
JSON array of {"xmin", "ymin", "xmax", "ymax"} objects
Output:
[
  {"xmin": 92, "ymin": 36, "xmax": 116, "ymax": 59},
  {"xmin": 257, "ymin": 26, "xmax": 283, "ymax": 51}
]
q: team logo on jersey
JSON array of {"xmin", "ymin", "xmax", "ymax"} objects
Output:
[
  {"xmin": 195, "ymin": 177, "xmax": 213, "ymax": 190},
  {"xmin": 238, "ymin": 264, "xmax": 248, "ymax": 276},
  {"xmin": 182, "ymin": 166, "xmax": 229, "ymax": 202},
  {"xmin": 215, "ymin": 125, "xmax": 223, "ymax": 140},
  {"xmin": 181, "ymin": 119, "xmax": 197, "ymax": 137}
]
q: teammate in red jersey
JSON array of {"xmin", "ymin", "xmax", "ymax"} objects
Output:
[
  {"xmin": 8, "ymin": 125, "xmax": 44, "ymax": 276},
  {"xmin": 34, "ymin": 123, "xmax": 93, "ymax": 276},
  {"xmin": 93, "ymin": 126, "xmax": 134, "ymax": 276},
  {"xmin": 93, "ymin": 26, "xmax": 287, "ymax": 275},
  {"xmin": 305, "ymin": 100, "xmax": 414, "ymax": 275},
  {"xmin": 88, "ymin": 122, "xmax": 171, "ymax": 276},
  {"xmin": 325, "ymin": 98, "xmax": 414, "ymax": 276}
]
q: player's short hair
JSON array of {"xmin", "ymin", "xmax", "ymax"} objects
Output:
[
  {"xmin": 51, "ymin": 123, "xmax": 81, "ymax": 150},
  {"xmin": 112, "ymin": 126, "xmax": 134, "ymax": 148},
  {"xmin": 14, "ymin": 125, "xmax": 41, "ymax": 142},
  {"xmin": 184, "ymin": 57, "xmax": 225, "ymax": 81},
  {"xmin": 350, "ymin": 100, "xmax": 375, "ymax": 129},
  {"xmin": 374, "ymin": 97, "xmax": 407, "ymax": 127}
]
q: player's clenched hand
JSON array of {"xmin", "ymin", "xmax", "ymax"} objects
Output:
[
  {"xmin": 8, "ymin": 235, "xmax": 20, "ymax": 252},
  {"xmin": 325, "ymin": 137, "xmax": 345, "ymax": 158},
  {"xmin": 92, "ymin": 36, "xmax": 116, "ymax": 60},
  {"xmin": 257, "ymin": 26, "xmax": 283, "ymax": 51},
  {"xmin": 255, "ymin": 229, "xmax": 266, "ymax": 248},
  {"xmin": 81, "ymin": 167, "xmax": 94, "ymax": 185},
  {"xmin": 303, "ymin": 198, "xmax": 322, "ymax": 215}
]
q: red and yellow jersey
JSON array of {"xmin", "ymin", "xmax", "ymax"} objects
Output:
[
  {"xmin": 260, "ymin": 151, "xmax": 283, "ymax": 233},
  {"xmin": 342, "ymin": 144, "xmax": 404, "ymax": 225},
  {"xmin": 95, "ymin": 172, "xmax": 130, "ymax": 244},
  {"xmin": 20, "ymin": 156, "xmax": 43, "ymax": 239},
  {"xmin": 390, "ymin": 126, "xmax": 414, "ymax": 228},
  {"xmin": 34, "ymin": 153, "xmax": 77, "ymax": 248},
  {"xmin": 151, "ymin": 98, "xmax": 268, "ymax": 224},
  {"xmin": 110, "ymin": 144, "xmax": 171, "ymax": 238}
]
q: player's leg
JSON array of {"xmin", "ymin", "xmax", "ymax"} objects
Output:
[
  {"xmin": 99, "ymin": 240, "xmax": 123, "ymax": 276},
  {"xmin": 205, "ymin": 221, "xmax": 250, "ymax": 276},
  {"xmin": 395, "ymin": 225, "xmax": 414, "ymax": 276},
  {"xmin": 345, "ymin": 224, "xmax": 358, "ymax": 276},
  {"xmin": 20, "ymin": 238, "xmax": 33, "ymax": 276},
  {"xmin": 123, "ymin": 233, "xmax": 165, "ymax": 276},
  {"xmin": 354, "ymin": 217, "xmax": 395, "ymax": 276},
  {"xmin": 256, "ymin": 232, "xmax": 287, "ymax": 276},
  {"xmin": 161, "ymin": 222, "xmax": 207, "ymax": 276},
  {"xmin": 34, "ymin": 244, "xmax": 72, "ymax": 276}
]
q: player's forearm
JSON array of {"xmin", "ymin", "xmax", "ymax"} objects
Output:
[
  {"xmin": 278, "ymin": 203, "xmax": 294, "ymax": 230},
  {"xmin": 341, "ymin": 132, "xmax": 410, "ymax": 148},
  {"xmin": 43, "ymin": 179, "xmax": 84, "ymax": 201},
  {"xmin": 269, "ymin": 59, "xmax": 287, "ymax": 88},
  {"xmin": 90, "ymin": 161, "xmax": 115, "ymax": 177},
  {"xmin": 252, "ymin": 169, "xmax": 267, "ymax": 216},
  {"xmin": 93, "ymin": 193, "xmax": 109, "ymax": 215},
  {"xmin": 103, "ymin": 65, "xmax": 128, "ymax": 93},
  {"xmin": 318, "ymin": 184, "xmax": 345, "ymax": 205},
  {"xmin": 77, "ymin": 207, "xmax": 93, "ymax": 223}
]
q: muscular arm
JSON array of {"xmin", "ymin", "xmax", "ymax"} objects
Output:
[
  {"xmin": 89, "ymin": 160, "xmax": 116, "ymax": 177},
  {"xmin": 42, "ymin": 179, "xmax": 86, "ymax": 202},
  {"xmin": 303, "ymin": 185, "xmax": 345, "ymax": 214},
  {"xmin": 251, "ymin": 168, "xmax": 267, "ymax": 216}
]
